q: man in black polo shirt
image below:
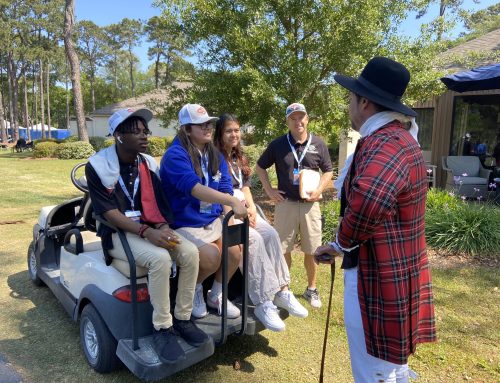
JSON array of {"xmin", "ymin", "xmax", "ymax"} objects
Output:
[
  {"xmin": 256, "ymin": 103, "xmax": 333, "ymax": 308},
  {"xmin": 85, "ymin": 108, "xmax": 207, "ymax": 364}
]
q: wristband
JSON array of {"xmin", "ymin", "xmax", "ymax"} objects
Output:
[
  {"xmin": 156, "ymin": 223, "xmax": 168, "ymax": 229},
  {"xmin": 138, "ymin": 224, "xmax": 150, "ymax": 238}
]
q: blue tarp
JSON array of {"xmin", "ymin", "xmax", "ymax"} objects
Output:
[
  {"xmin": 7, "ymin": 127, "xmax": 71, "ymax": 140},
  {"xmin": 441, "ymin": 63, "xmax": 500, "ymax": 93}
]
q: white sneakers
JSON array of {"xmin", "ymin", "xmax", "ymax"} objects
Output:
[
  {"xmin": 207, "ymin": 290, "xmax": 241, "ymax": 319},
  {"xmin": 273, "ymin": 290, "xmax": 309, "ymax": 318},
  {"xmin": 254, "ymin": 301, "xmax": 285, "ymax": 332},
  {"xmin": 192, "ymin": 284, "xmax": 208, "ymax": 318}
]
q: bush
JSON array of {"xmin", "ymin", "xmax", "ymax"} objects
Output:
[
  {"xmin": 147, "ymin": 136, "xmax": 168, "ymax": 157},
  {"xmin": 425, "ymin": 189, "xmax": 500, "ymax": 256},
  {"xmin": 164, "ymin": 136, "xmax": 174, "ymax": 150},
  {"xmin": 89, "ymin": 136, "xmax": 107, "ymax": 152},
  {"xmin": 321, "ymin": 199, "xmax": 341, "ymax": 243},
  {"xmin": 33, "ymin": 138, "xmax": 58, "ymax": 147},
  {"xmin": 103, "ymin": 138, "xmax": 114, "ymax": 148},
  {"xmin": 62, "ymin": 135, "xmax": 79, "ymax": 143},
  {"xmin": 55, "ymin": 141, "xmax": 95, "ymax": 159},
  {"xmin": 33, "ymin": 141, "xmax": 59, "ymax": 158}
]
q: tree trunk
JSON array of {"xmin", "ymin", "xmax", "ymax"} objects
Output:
[
  {"xmin": 0, "ymin": 89, "xmax": 7, "ymax": 143},
  {"xmin": 129, "ymin": 48, "xmax": 135, "ymax": 97},
  {"xmin": 65, "ymin": 57, "xmax": 70, "ymax": 130},
  {"xmin": 7, "ymin": 52, "xmax": 20, "ymax": 141},
  {"xmin": 32, "ymin": 64, "xmax": 38, "ymax": 140},
  {"xmin": 46, "ymin": 61, "xmax": 52, "ymax": 134},
  {"xmin": 64, "ymin": 0, "xmax": 88, "ymax": 142},
  {"xmin": 155, "ymin": 51, "xmax": 160, "ymax": 89},
  {"xmin": 22, "ymin": 69, "xmax": 30, "ymax": 141},
  {"xmin": 39, "ymin": 59, "xmax": 46, "ymax": 139}
]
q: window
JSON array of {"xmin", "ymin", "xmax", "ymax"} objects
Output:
[
  {"xmin": 450, "ymin": 95, "xmax": 500, "ymax": 167},
  {"xmin": 415, "ymin": 108, "xmax": 433, "ymax": 151}
]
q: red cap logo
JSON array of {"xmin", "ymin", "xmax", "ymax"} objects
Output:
[{"xmin": 197, "ymin": 107, "xmax": 207, "ymax": 115}]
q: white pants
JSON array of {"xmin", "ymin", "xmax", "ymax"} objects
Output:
[
  {"xmin": 238, "ymin": 214, "xmax": 291, "ymax": 305},
  {"xmin": 344, "ymin": 268, "xmax": 410, "ymax": 383}
]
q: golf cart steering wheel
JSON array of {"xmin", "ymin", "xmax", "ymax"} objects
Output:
[{"xmin": 71, "ymin": 162, "xmax": 88, "ymax": 193}]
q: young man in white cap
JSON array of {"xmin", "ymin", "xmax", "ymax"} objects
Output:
[
  {"xmin": 256, "ymin": 103, "xmax": 333, "ymax": 309},
  {"xmin": 85, "ymin": 108, "xmax": 208, "ymax": 364},
  {"xmin": 315, "ymin": 57, "xmax": 436, "ymax": 382}
]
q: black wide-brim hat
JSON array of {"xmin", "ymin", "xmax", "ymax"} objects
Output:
[{"xmin": 334, "ymin": 57, "xmax": 417, "ymax": 117}]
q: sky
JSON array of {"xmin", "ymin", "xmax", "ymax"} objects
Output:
[{"xmin": 75, "ymin": 0, "xmax": 499, "ymax": 71}]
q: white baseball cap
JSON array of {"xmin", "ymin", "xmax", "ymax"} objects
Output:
[
  {"xmin": 178, "ymin": 104, "xmax": 218, "ymax": 126},
  {"xmin": 285, "ymin": 102, "xmax": 307, "ymax": 119},
  {"xmin": 108, "ymin": 108, "xmax": 153, "ymax": 135}
]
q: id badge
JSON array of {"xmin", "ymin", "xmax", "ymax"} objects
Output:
[
  {"xmin": 125, "ymin": 210, "xmax": 142, "ymax": 222},
  {"xmin": 293, "ymin": 168, "xmax": 300, "ymax": 185},
  {"xmin": 200, "ymin": 201, "xmax": 212, "ymax": 214}
]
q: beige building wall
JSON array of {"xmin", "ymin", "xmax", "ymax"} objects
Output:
[{"xmin": 338, "ymin": 129, "xmax": 361, "ymax": 176}]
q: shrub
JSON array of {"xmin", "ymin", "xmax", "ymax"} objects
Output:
[
  {"xmin": 89, "ymin": 136, "xmax": 107, "ymax": 152},
  {"xmin": 62, "ymin": 135, "xmax": 79, "ymax": 143},
  {"xmin": 33, "ymin": 138, "xmax": 58, "ymax": 147},
  {"xmin": 164, "ymin": 136, "xmax": 174, "ymax": 150},
  {"xmin": 33, "ymin": 141, "xmax": 59, "ymax": 158},
  {"xmin": 55, "ymin": 141, "xmax": 95, "ymax": 159},
  {"xmin": 103, "ymin": 138, "xmax": 114, "ymax": 148},
  {"xmin": 147, "ymin": 136, "xmax": 168, "ymax": 157},
  {"xmin": 425, "ymin": 189, "xmax": 500, "ymax": 256},
  {"xmin": 321, "ymin": 199, "xmax": 341, "ymax": 243}
]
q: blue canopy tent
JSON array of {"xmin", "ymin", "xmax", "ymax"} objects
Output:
[
  {"xmin": 8, "ymin": 126, "xmax": 71, "ymax": 140},
  {"xmin": 441, "ymin": 63, "xmax": 500, "ymax": 93}
]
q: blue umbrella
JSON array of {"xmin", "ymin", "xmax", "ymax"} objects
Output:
[{"xmin": 441, "ymin": 63, "xmax": 500, "ymax": 93}]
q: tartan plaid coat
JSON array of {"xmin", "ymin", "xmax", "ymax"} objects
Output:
[{"xmin": 338, "ymin": 121, "xmax": 437, "ymax": 364}]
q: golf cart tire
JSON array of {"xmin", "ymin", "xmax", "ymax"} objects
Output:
[
  {"xmin": 80, "ymin": 304, "xmax": 120, "ymax": 373},
  {"xmin": 27, "ymin": 241, "xmax": 44, "ymax": 286}
]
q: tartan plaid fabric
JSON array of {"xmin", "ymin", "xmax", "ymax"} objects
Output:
[{"xmin": 338, "ymin": 121, "xmax": 437, "ymax": 364}]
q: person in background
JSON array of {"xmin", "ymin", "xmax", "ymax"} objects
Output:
[
  {"xmin": 214, "ymin": 113, "xmax": 308, "ymax": 331},
  {"xmin": 315, "ymin": 57, "xmax": 436, "ymax": 382},
  {"xmin": 85, "ymin": 108, "xmax": 207, "ymax": 364},
  {"xmin": 255, "ymin": 103, "xmax": 333, "ymax": 309},
  {"xmin": 160, "ymin": 104, "xmax": 247, "ymax": 320}
]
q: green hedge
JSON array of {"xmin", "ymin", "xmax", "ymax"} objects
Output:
[
  {"xmin": 147, "ymin": 136, "xmax": 168, "ymax": 157},
  {"xmin": 55, "ymin": 141, "xmax": 95, "ymax": 159},
  {"xmin": 62, "ymin": 135, "xmax": 79, "ymax": 143},
  {"xmin": 89, "ymin": 136, "xmax": 107, "ymax": 152},
  {"xmin": 425, "ymin": 189, "xmax": 500, "ymax": 256},
  {"xmin": 103, "ymin": 138, "xmax": 114, "ymax": 148},
  {"xmin": 321, "ymin": 199, "xmax": 341, "ymax": 243},
  {"xmin": 33, "ymin": 138, "xmax": 59, "ymax": 146},
  {"xmin": 33, "ymin": 141, "xmax": 59, "ymax": 158}
]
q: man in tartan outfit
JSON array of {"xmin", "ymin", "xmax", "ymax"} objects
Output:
[{"xmin": 315, "ymin": 57, "xmax": 436, "ymax": 382}]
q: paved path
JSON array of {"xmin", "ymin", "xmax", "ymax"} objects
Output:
[{"xmin": 0, "ymin": 353, "xmax": 27, "ymax": 383}]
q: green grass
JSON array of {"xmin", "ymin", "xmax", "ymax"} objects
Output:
[{"xmin": 0, "ymin": 151, "xmax": 499, "ymax": 383}]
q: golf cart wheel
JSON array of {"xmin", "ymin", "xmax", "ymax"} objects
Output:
[
  {"xmin": 80, "ymin": 304, "xmax": 120, "ymax": 373},
  {"xmin": 27, "ymin": 241, "xmax": 44, "ymax": 286}
]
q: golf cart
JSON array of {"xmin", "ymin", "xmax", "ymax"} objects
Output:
[{"xmin": 27, "ymin": 162, "xmax": 286, "ymax": 381}]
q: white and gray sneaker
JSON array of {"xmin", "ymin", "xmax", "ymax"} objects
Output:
[
  {"xmin": 273, "ymin": 290, "xmax": 309, "ymax": 318},
  {"xmin": 303, "ymin": 288, "xmax": 322, "ymax": 309},
  {"xmin": 191, "ymin": 284, "xmax": 208, "ymax": 318},
  {"xmin": 207, "ymin": 290, "xmax": 241, "ymax": 319},
  {"xmin": 254, "ymin": 300, "xmax": 285, "ymax": 332}
]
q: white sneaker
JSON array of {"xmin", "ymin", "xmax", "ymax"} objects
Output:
[
  {"xmin": 254, "ymin": 301, "xmax": 285, "ymax": 332},
  {"xmin": 192, "ymin": 284, "xmax": 208, "ymax": 318},
  {"xmin": 303, "ymin": 288, "xmax": 322, "ymax": 309},
  {"xmin": 274, "ymin": 290, "xmax": 309, "ymax": 318},
  {"xmin": 207, "ymin": 290, "xmax": 241, "ymax": 319}
]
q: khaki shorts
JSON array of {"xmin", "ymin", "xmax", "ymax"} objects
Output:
[
  {"xmin": 274, "ymin": 200, "xmax": 322, "ymax": 254},
  {"xmin": 175, "ymin": 216, "xmax": 223, "ymax": 249}
]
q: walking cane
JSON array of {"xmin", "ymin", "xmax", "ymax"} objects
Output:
[{"xmin": 319, "ymin": 260, "xmax": 336, "ymax": 383}]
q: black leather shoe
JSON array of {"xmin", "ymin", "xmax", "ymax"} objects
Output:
[
  {"xmin": 152, "ymin": 327, "xmax": 186, "ymax": 363},
  {"xmin": 173, "ymin": 317, "xmax": 209, "ymax": 347}
]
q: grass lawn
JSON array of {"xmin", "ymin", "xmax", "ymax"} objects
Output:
[{"xmin": 0, "ymin": 151, "xmax": 498, "ymax": 383}]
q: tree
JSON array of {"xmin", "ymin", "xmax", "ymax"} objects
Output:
[
  {"xmin": 157, "ymin": 0, "xmax": 444, "ymax": 143},
  {"xmin": 64, "ymin": 0, "xmax": 88, "ymax": 141},
  {"xmin": 77, "ymin": 20, "xmax": 107, "ymax": 111},
  {"xmin": 461, "ymin": 3, "xmax": 500, "ymax": 37},
  {"xmin": 116, "ymin": 18, "xmax": 143, "ymax": 97},
  {"xmin": 145, "ymin": 15, "xmax": 192, "ymax": 88}
]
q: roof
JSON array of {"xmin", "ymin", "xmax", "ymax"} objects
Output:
[
  {"xmin": 92, "ymin": 82, "xmax": 192, "ymax": 117},
  {"xmin": 439, "ymin": 29, "xmax": 500, "ymax": 71}
]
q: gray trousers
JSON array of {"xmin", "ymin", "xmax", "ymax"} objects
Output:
[{"xmin": 240, "ymin": 214, "xmax": 291, "ymax": 305}]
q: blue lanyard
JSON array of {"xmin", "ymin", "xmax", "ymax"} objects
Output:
[
  {"xmin": 198, "ymin": 149, "xmax": 209, "ymax": 186},
  {"xmin": 287, "ymin": 132, "xmax": 312, "ymax": 168}
]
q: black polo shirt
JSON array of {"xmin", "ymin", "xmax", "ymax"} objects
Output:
[{"xmin": 257, "ymin": 132, "xmax": 333, "ymax": 201}]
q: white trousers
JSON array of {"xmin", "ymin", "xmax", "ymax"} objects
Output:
[{"xmin": 344, "ymin": 268, "xmax": 411, "ymax": 383}]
